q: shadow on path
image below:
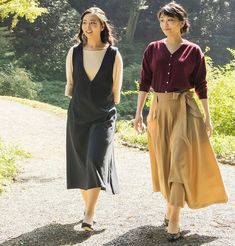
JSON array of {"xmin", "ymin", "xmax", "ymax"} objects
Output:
[
  {"xmin": 104, "ymin": 225, "xmax": 218, "ymax": 246},
  {"xmin": 0, "ymin": 222, "xmax": 105, "ymax": 246}
]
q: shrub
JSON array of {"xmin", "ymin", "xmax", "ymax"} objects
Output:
[
  {"xmin": 116, "ymin": 120, "xmax": 148, "ymax": 149},
  {"xmin": 210, "ymin": 134, "xmax": 235, "ymax": 158},
  {"xmin": 123, "ymin": 63, "xmax": 141, "ymax": 90},
  {"xmin": 206, "ymin": 51, "xmax": 235, "ymax": 135},
  {"xmin": 0, "ymin": 65, "xmax": 41, "ymax": 99},
  {"xmin": 0, "ymin": 138, "xmax": 31, "ymax": 192},
  {"xmin": 38, "ymin": 80, "xmax": 70, "ymax": 109},
  {"xmin": 117, "ymin": 91, "xmax": 138, "ymax": 117}
]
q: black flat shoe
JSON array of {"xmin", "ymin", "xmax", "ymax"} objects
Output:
[
  {"xmin": 167, "ymin": 231, "xmax": 181, "ymax": 242},
  {"xmin": 81, "ymin": 222, "xmax": 94, "ymax": 231}
]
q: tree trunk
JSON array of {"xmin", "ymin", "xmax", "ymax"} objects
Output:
[{"xmin": 125, "ymin": 4, "xmax": 140, "ymax": 42}]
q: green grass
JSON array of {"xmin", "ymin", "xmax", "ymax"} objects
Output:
[
  {"xmin": 0, "ymin": 139, "xmax": 32, "ymax": 192},
  {"xmin": 116, "ymin": 120, "xmax": 148, "ymax": 150},
  {"xmin": 210, "ymin": 134, "xmax": 235, "ymax": 159}
]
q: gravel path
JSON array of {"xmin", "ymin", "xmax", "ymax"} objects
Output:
[{"xmin": 0, "ymin": 98, "xmax": 234, "ymax": 246}]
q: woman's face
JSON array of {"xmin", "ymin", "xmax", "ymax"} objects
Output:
[
  {"xmin": 159, "ymin": 14, "xmax": 184, "ymax": 37},
  {"xmin": 82, "ymin": 13, "xmax": 104, "ymax": 41}
]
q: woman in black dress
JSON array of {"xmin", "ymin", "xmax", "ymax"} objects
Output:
[{"xmin": 65, "ymin": 7, "xmax": 123, "ymax": 231}]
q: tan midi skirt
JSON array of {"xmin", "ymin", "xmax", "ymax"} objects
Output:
[{"xmin": 147, "ymin": 91, "xmax": 228, "ymax": 209}]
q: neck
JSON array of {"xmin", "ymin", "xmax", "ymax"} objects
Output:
[
  {"xmin": 165, "ymin": 35, "xmax": 183, "ymax": 45},
  {"xmin": 85, "ymin": 39, "xmax": 104, "ymax": 49}
]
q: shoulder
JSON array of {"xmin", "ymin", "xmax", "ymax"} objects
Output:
[
  {"xmin": 183, "ymin": 39, "xmax": 200, "ymax": 48},
  {"xmin": 108, "ymin": 45, "xmax": 123, "ymax": 62},
  {"xmin": 71, "ymin": 43, "xmax": 81, "ymax": 52},
  {"xmin": 109, "ymin": 45, "xmax": 119, "ymax": 56},
  {"xmin": 149, "ymin": 39, "xmax": 165, "ymax": 47},
  {"xmin": 145, "ymin": 39, "xmax": 165, "ymax": 52},
  {"xmin": 110, "ymin": 46, "xmax": 123, "ymax": 65},
  {"xmin": 70, "ymin": 44, "xmax": 79, "ymax": 50},
  {"xmin": 183, "ymin": 39, "xmax": 204, "ymax": 55},
  {"xmin": 67, "ymin": 44, "xmax": 79, "ymax": 55},
  {"xmin": 110, "ymin": 46, "xmax": 122, "ymax": 58},
  {"xmin": 109, "ymin": 45, "xmax": 118, "ymax": 51}
]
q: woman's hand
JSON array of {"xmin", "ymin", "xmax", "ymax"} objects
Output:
[
  {"xmin": 200, "ymin": 99, "xmax": 213, "ymax": 137},
  {"xmin": 134, "ymin": 113, "xmax": 146, "ymax": 134},
  {"xmin": 205, "ymin": 118, "xmax": 213, "ymax": 137}
]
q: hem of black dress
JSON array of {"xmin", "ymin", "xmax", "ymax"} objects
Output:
[{"xmin": 66, "ymin": 185, "xmax": 120, "ymax": 195}]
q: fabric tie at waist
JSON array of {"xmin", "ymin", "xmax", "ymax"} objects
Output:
[
  {"xmin": 173, "ymin": 91, "xmax": 203, "ymax": 146},
  {"xmin": 154, "ymin": 90, "xmax": 203, "ymax": 147}
]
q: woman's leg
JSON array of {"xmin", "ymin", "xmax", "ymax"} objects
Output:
[
  {"xmin": 82, "ymin": 187, "xmax": 101, "ymax": 225},
  {"xmin": 166, "ymin": 203, "xmax": 171, "ymax": 220},
  {"xmin": 168, "ymin": 182, "xmax": 185, "ymax": 234},
  {"xmin": 168, "ymin": 205, "xmax": 181, "ymax": 233},
  {"xmin": 80, "ymin": 189, "xmax": 88, "ymax": 208}
]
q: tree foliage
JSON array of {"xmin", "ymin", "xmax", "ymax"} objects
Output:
[
  {"xmin": 0, "ymin": 0, "xmax": 48, "ymax": 27},
  {"xmin": 12, "ymin": 0, "xmax": 79, "ymax": 79},
  {"xmin": 0, "ymin": 26, "xmax": 14, "ymax": 67},
  {"xmin": 2, "ymin": 0, "xmax": 233, "ymax": 81}
]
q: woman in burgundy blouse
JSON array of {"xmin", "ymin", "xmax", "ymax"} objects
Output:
[{"xmin": 134, "ymin": 2, "xmax": 228, "ymax": 242}]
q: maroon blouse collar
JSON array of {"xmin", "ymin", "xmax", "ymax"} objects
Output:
[{"xmin": 160, "ymin": 39, "xmax": 188, "ymax": 55}]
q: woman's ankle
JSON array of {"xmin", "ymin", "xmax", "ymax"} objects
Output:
[
  {"xmin": 84, "ymin": 210, "xmax": 95, "ymax": 224},
  {"xmin": 168, "ymin": 220, "xmax": 180, "ymax": 234}
]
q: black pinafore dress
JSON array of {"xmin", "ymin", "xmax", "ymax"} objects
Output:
[{"xmin": 66, "ymin": 44, "xmax": 119, "ymax": 194}]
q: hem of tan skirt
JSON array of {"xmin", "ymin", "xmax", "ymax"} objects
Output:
[
  {"xmin": 186, "ymin": 198, "xmax": 229, "ymax": 209},
  {"xmin": 152, "ymin": 189, "xmax": 228, "ymax": 209}
]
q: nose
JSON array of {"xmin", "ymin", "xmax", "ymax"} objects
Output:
[
  {"xmin": 163, "ymin": 20, "xmax": 168, "ymax": 28},
  {"xmin": 86, "ymin": 23, "xmax": 92, "ymax": 30}
]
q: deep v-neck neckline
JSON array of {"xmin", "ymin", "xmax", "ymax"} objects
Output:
[
  {"xmin": 162, "ymin": 39, "xmax": 185, "ymax": 55},
  {"xmin": 82, "ymin": 46, "xmax": 110, "ymax": 83}
]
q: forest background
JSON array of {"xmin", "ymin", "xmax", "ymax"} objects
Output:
[{"xmin": 0, "ymin": 0, "xmax": 234, "ymax": 163}]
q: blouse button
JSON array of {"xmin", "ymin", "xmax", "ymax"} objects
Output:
[
  {"xmin": 168, "ymin": 72, "xmax": 170, "ymax": 75},
  {"xmin": 166, "ymin": 81, "xmax": 169, "ymax": 84},
  {"xmin": 169, "ymin": 63, "xmax": 171, "ymax": 66},
  {"xmin": 165, "ymin": 91, "xmax": 167, "ymax": 93},
  {"xmin": 170, "ymin": 54, "xmax": 173, "ymax": 57}
]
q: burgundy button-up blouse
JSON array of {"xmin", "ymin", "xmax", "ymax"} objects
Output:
[{"xmin": 140, "ymin": 39, "xmax": 208, "ymax": 99}]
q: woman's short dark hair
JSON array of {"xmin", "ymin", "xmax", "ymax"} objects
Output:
[
  {"xmin": 157, "ymin": 1, "xmax": 190, "ymax": 34},
  {"xmin": 76, "ymin": 7, "xmax": 116, "ymax": 45}
]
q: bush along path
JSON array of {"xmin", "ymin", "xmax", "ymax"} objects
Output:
[{"xmin": 0, "ymin": 98, "xmax": 234, "ymax": 246}]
